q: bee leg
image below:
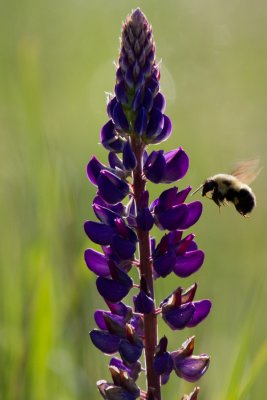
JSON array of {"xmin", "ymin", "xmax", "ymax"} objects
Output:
[
  {"xmin": 212, "ymin": 191, "xmax": 221, "ymax": 208},
  {"xmin": 243, "ymin": 213, "xmax": 250, "ymax": 218},
  {"xmin": 213, "ymin": 199, "xmax": 221, "ymax": 213}
]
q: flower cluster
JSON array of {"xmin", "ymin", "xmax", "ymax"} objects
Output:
[{"xmin": 84, "ymin": 9, "xmax": 211, "ymax": 400}]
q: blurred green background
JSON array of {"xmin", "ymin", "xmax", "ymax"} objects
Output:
[{"xmin": 1, "ymin": 0, "xmax": 267, "ymax": 399}]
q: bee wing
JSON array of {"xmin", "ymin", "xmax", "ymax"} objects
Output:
[{"xmin": 231, "ymin": 159, "xmax": 262, "ymax": 185}]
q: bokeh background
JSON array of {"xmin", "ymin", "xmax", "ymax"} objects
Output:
[{"xmin": 1, "ymin": 0, "xmax": 267, "ymax": 399}]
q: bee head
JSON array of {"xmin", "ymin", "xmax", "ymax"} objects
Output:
[{"xmin": 202, "ymin": 179, "xmax": 217, "ymax": 196}]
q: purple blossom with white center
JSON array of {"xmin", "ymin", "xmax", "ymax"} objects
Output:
[{"xmin": 84, "ymin": 8, "xmax": 211, "ymax": 400}]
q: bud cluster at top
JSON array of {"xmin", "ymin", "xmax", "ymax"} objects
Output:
[{"xmin": 102, "ymin": 8, "xmax": 171, "ymax": 153}]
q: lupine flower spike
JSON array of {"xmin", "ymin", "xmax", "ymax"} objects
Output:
[{"xmin": 85, "ymin": 8, "xmax": 211, "ymax": 400}]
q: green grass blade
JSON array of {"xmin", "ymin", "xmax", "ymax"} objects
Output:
[{"xmin": 238, "ymin": 340, "xmax": 267, "ymax": 400}]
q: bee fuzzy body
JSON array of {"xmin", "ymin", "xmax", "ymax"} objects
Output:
[{"xmin": 202, "ymin": 174, "xmax": 256, "ymax": 216}]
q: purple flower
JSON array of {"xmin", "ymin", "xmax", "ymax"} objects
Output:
[
  {"xmin": 101, "ymin": 119, "xmax": 126, "ymax": 152},
  {"xmin": 160, "ymin": 284, "xmax": 212, "ymax": 330},
  {"xmin": 171, "ymin": 337, "xmax": 210, "ymax": 382},
  {"xmin": 97, "ymin": 170, "xmax": 130, "ymax": 205},
  {"xmin": 97, "ymin": 366, "xmax": 140, "ymax": 400},
  {"xmin": 119, "ymin": 327, "xmax": 143, "ymax": 364},
  {"xmin": 96, "ymin": 261, "xmax": 133, "ymax": 303},
  {"xmin": 153, "ymin": 336, "xmax": 173, "ymax": 380},
  {"xmin": 85, "ymin": 248, "xmax": 110, "ymax": 277},
  {"xmin": 152, "ymin": 187, "xmax": 203, "ymax": 231},
  {"xmin": 103, "ymin": 9, "xmax": 172, "ymax": 146},
  {"xmin": 123, "ymin": 140, "xmax": 137, "ymax": 171},
  {"xmin": 87, "ymin": 156, "xmax": 107, "ymax": 186},
  {"xmin": 109, "ymin": 358, "xmax": 142, "ymax": 382},
  {"xmin": 87, "ymin": 156, "xmax": 131, "ymax": 205},
  {"xmin": 152, "ymin": 230, "xmax": 205, "ymax": 278},
  {"xmin": 94, "ymin": 300, "xmax": 144, "ymax": 339},
  {"xmin": 153, "ymin": 336, "xmax": 209, "ymax": 385},
  {"xmin": 90, "ymin": 314, "xmax": 143, "ymax": 365},
  {"xmin": 90, "ymin": 329, "xmax": 122, "ymax": 355},
  {"xmin": 84, "ymin": 211, "xmax": 137, "ymax": 262},
  {"xmin": 144, "ymin": 148, "xmax": 189, "ymax": 184},
  {"xmin": 85, "ymin": 8, "xmax": 211, "ymax": 400}
]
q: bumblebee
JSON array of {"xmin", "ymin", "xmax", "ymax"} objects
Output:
[{"xmin": 193, "ymin": 160, "xmax": 261, "ymax": 216}]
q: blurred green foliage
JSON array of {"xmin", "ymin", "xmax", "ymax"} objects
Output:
[{"xmin": 0, "ymin": 0, "xmax": 267, "ymax": 399}]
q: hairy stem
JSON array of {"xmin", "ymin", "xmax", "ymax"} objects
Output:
[{"xmin": 132, "ymin": 139, "xmax": 161, "ymax": 400}]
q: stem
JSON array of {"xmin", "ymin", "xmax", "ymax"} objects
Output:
[{"xmin": 132, "ymin": 139, "xmax": 161, "ymax": 400}]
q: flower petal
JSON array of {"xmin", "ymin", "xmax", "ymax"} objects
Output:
[
  {"xmin": 162, "ymin": 303, "xmax": 195, "ymax": 330},
  {"xmin": 101, "ymin": 119, "xmax": 125, "ymax": 153},
  {"xmin": 146, "ymin": 108, "xmax": 164, "ymax": 138},
  {"xmin": 115, "ymin": 81, "xmax": 128, "ymax": 104},
  {"xmin": 101, "ymin": 385, "xmax": 138, "ymax": 400},
  {"xmin": 119, "ymin": 339, "xmax": 143, "ymax": 364},
  {"xmin": 84, "ymin": 249, "xmax": 110, "ymax": 276},
  {"xmin": 90, "ymin": 329, "xmax": 120, "ymax": 354},
  {"xmin": 84, "ymin": 221, "xmax": 116, "ymax": 245},
  {"xmin": 108, "ymin": 152, "xmax": 124, "ymax": 170},
  {"xmin": 150, "ymin": 114, "xmax": 172, "ymax": 144},
  {"xmin": 174, "ymin": 186, "xmax": 192, "ymax": 205},
  {"xmin": 107, "ymin": 97, "xmax": 117, "ymax": 118},
  {"xmin": 96, "ymin": 275, "xmax": 133, "ymax": 303},
  {"xmin": 156, "ymin": 204, "xmax": 189, "ymax": 231},
  {"xmin": 187, "ymin": 300, "xmax": 212, "ymax": 327},
  {"xmin": 179, "ymin": 201, "xmax": 203, "ymax": 229},
  {"xmin": 146, "ymin": 76, "xmax": 159, "ymax": 96},
  {"xmin": 153, "ymin": 92, "xmax": 166, "ymax": 112},
  {"xmin": 93, "ymin": 196, "xmax": 125, "ymax": 216},
  {"xmin": 93, "ymin": 204, "xmax": 119, "ymax": 225},
  {"xmin": 112, "ymin": 102, "xmax": 130, "ymax": 132},
  {"xmin": 143, "ymin": 150, "xmax": 165, "ymax": 183},
  {"xmin": 153, "ymin": 251, "xmax": 176, "ymax": 278},
  {"xmin": 173, "ymin": 250, "xmax": 205, "ymax": 278},
  {"xmin": 161, "ymin": 371, "xmax": 171, "ymax": 385},
  {"xmin": 162, "ymin": 148, "xmax": 189, "ymax": 183},
  {"xmin": 175, "ymin": 233, "xmax": 196, "ymax": 255},
  {"xmin": 87, "ymin": 156, "xmax": 105, "ymax": 186},
  {"xmin": 105, "ymin": 300, "xmax": 132, "ymax": 318},
  {"xmin": 143, "ymin": 88, "xmax": 154, "ymax": 112},
  {"xmin": 111, "ymin": 235, "xmax": 136, "ymax": 260},
  {"xmin": 173, "ymin": 355, "xmax": 210, "ymax": 382},
  {"xmin": 123, "ymin": 140, "xmax": 137, "ymax": 171},
  {"xmin": 133, "ymin": 291, "xmax": 154, "ymax": 314},
  {"xmin": 98, "ymin": 170, "xmax": 129, "ymax": 204},
  {"xmin": 134, "ymin": 107, "xmax": 148, "ymax": 136},
  {"xmin": 109, "ymin": 358, "xmax": 142, "ymax": 381},
  {"xmin": 136, "ymin": 208, "xmax": 154, "ymax": 231},
  {"xmin": 94, "ymin": 311, "xmax": 125, "ymax": 330},
  {"xmin": 132, "ymin": 88, "xmax": 143, "ymax": 112},
  {"xmin": 154, "ymin": 187, "xmax": 178, "ymax": 212}
]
